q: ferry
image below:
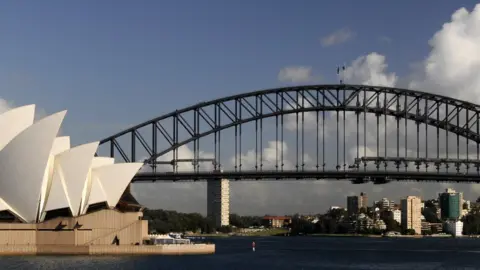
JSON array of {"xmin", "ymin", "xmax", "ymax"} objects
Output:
[{"xmin": 148, "ymin": 233, "xmax": 191, "ymax": 245}]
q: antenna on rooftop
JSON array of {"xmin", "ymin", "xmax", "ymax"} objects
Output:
[{"xmin": 336, "ymin": 63, "xmax": 346, "ymax": 84}]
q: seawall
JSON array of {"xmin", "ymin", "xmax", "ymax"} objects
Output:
[{"xmin": 0, "ymin": 244, "xmax": 215, "ymax": 256}]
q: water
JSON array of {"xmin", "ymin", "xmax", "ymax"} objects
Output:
[{"xmin": 2, "ymin": 237, "xmax": 480, "ymax": 269}]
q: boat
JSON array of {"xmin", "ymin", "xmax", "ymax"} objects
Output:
[{"xmin": 148, "ymin": 233, "xmax": 191, "ymax": 245}]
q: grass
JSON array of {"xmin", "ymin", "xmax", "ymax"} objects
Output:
[
  {"xmin": 189, "ymin": 228, "xmax": 289, "ymax": 237},
  {"xmin": 238, "ymin": 228, "xmax": 289, "ymax": 236},
  {"xmin": 309, "ymin": 233, "xmax": 382, "ymax": 237}
]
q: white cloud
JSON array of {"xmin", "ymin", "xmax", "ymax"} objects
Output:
[
  {"xmin": 341, "ymin": 53, "xmax": 398, "ymax": 87},
  {"xmin": 278, "ymin": 66, "xmax": 315, "ymax": 83},
  {"xmin": 135, "ymin": 4, "xmax": 480, "ymax": 214},
  {"xmin": 409, "ymin": 5, "xmax": 480, "ymax": 104},
  {"xmin": 321, "ymin": 28, "xmax": 355, "ymax": 47}
]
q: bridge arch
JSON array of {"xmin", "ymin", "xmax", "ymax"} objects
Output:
[{"xmin": 99, "ymin": 84, "xmax": 480, "ymax": 171}]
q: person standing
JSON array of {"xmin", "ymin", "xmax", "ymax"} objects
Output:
[{"xmin": 252, "ymin": 241, "xmax": 256, "ymax": 252}]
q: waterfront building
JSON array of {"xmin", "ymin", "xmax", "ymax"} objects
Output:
[
  {"xmin": 390, "ymin": 209, "xmax": 401, "ymax": 224},
  {"xmin": 445, "ymin": 220, "xmax": 463, "ymax": 237},
  {"xmin": 360, "ymin": 192, "xmax": 368, "ymax": 208},
  {"xmin": 374, "ymin": 219, "xmax": 386, "ymax": 230},
  {"xmin": 356, "ymin": 213, "xmax": 373, "ymax": 231},
  {"xmin": 262, "ymin": 216, "xmax": 291, "ymax": 228},
  {"xmin": 380, "ymin": 198, "xmax": 390, "ymax": 210},
  {"xmin": 429, "ymin": 222, "xmax": 443, "ymax": 233},
  {"xmin": 421, "ymin": 221, "xmax": 430, "ymax": 234},
  {"xmin": 347, "ymin": 196, "xmax": 359, "ymax": 217},
  {"xmin": 0, "ymin": 105, "xmax": 149, "ymax": 247},
  {"xmin": 347, "ymin": 192, "xmax": 367, "ymax": 218},
  {"xmin": 439, "ymin": 188, "xmax": 461, "ymax": 220},
  {"xmin": 401, "ymin": 196, "xmax": 422, "ymax": 234},
  {"xmin": 207, "ymin": 178, "xmax": 230, "ymax": 228}
]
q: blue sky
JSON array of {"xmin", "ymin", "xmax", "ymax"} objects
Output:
[{"xmin": 0, "ymin": 0, "xmax": 477, "ymax": 146}]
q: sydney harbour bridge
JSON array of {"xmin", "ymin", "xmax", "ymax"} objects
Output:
[{"xmin": 97, "ymin": 84, "xmax": 480, "ymax": 184}]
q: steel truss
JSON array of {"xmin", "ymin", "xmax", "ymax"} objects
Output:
[{"xmin": 98, "ymin": 84, "xmax": 480, "ymax": 181}]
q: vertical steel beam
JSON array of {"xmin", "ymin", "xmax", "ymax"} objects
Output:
[
  {"xmin": 235, "ymin": 100, "xmax": 238, "ymax": 172},
  {"xmin": 275, "ymin": 94, "xmax": 279, "ymax": 171},
  {"xmin": 131, "ymin": 131, "xmax": 136, "ymax": 163},
  {"xmin": 260, "ymin": 95, "xmax": 263, "ymax": 171},
  {"xmin": 110, "ymin": 139, "xmax": 114, "ymax": 158}
]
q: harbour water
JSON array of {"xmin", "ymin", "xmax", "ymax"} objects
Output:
[{"xmin": 2, "ymin": 236, "xmax": 480, "ymax": 269}]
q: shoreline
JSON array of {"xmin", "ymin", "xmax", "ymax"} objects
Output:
[
  {"xmin": 188, "ymin": 232, "xmax": 459, "ymax": 239},
  {"xmin": 0, "ymin": 244, "xmax": 215, "ymax": 256},
  {"xmin": 189, "ymin": 228, "xmax": 290, "ymax": 238}
]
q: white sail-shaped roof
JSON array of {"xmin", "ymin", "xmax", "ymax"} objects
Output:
[
  {"xmin": 0, "ymin": 105, "xmax": 35, "ymax": 218},
  {"xmin": 38, "ymin": 137, "xmax": 71, "ymax": 218},
  {"xmin": 91, "ymin": 157, "xmax": 115, "ymax": 169},
  {"xmin": 51, "ymin": 137, "xmax": 71, "ymax": 155},
  {"xmin": 0, "ymin": 104, "xmax": 35, "ymax": 151},
  {"xmin": 0, "ymin": 105, "xmax": 143, "ymax": 223},
  {"xmin": 0, "ymin": 198, "xmax": 23, "ymax": 219},
  {"xmin": 0, "ymin": 110, "xmax": 66, "ymax": 222},
  {"xmin": 52, "ymin": 142, "xmax": 99, "ymax": 217},
  {"xmin": 0, "ymin": 198, "xmax": 9, "ymax": 212},
  {"xmin": 80, "ymin": 157, "xmax": 115, "ymax": 215},
  {"xmin": 44, "ymin": 168, "xmax": 69, "ymax": 213},
  {"xmin": 42, "ymin": 137, "xmax": 72, "ymax": 214},
  {"xmin": 87, "ymin": 177, "xmax": 107, "ymax": 206},
  {"xmin": 92, "ymin": 163, "xmax": 143, "ymax": 208}
]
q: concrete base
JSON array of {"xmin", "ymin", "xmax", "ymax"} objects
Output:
[{"xmin": 0, "ymin": 244, "xmax": 215, "ymax": 255}]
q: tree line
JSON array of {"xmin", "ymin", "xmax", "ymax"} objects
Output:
[
  {"xmin": 462, "ymin": 198, "xmax": 480, "ymax": 235},
  {"xmin": 144, "ymin": 197, "xmax": 480, "ymax": 235},
  {"xmin": 143, "ymin": 209, "xmax": 264, "ymax": 234}
]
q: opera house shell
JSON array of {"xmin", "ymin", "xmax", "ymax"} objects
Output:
[{"xmin": 0, "ymin": 105, "xmax": 151, "ymax": 253}]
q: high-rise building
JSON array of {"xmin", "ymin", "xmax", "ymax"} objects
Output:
[
  {"xmin": 439, "ymin": 188, "xmax": 461, "ymax": 220},
  {"xmin": 360, "ymin": 192, "xmax": 368, "ymax": 208},
  {"xmin": 347, "ymin": 196, "xmax": 359, "ymax": 217},
  {"xmin": 401, "ymin": 196, "xmax": 422, "ymax": 234},
  {"xmin": 207, "ymin": 178, "xmax": 230, "ymax": 228},
  {"xmin": 381, "ymin": 198, "xmax": 390, "ymax": 210},
  {"xmin": 392, "ymin": 209, "xmax": 401, "ymax": 224},
  {"xmin": 445, "ymin": 220, "xmax": 463, "ymax": 237},
  {"xmin": 347, "ymin": 192, "xmax": 368, "ymax": 217},
  {"xmin": 459, "ymin": 192, "xmax": 464, "ymax": 218}
]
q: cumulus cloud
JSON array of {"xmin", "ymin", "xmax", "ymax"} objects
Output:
[
  {"xmin": 341, "ymin": 53, "xmax": 398, "ymax": 87},
  {"xmin": 135, "ymin": 4, "xmax": 480, "ymax": 215},
  {"xmin": 409, "ymin": 5, "xmax": 480, "ymax": 104},
  {"xmin": 321, "ymin": 28, "xmax": 355, "ymax": 47},
  {"xmin": 328, "ymin": 4, "xmax": 480, "ymax": 205},
  {"xmin": 278, "ymin": 66, "xmax": 316, "ymax": 83}
]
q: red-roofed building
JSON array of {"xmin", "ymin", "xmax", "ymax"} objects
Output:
[{"xmin": 262, "ymin": 216, "xmax": 292, "ymax": 228}]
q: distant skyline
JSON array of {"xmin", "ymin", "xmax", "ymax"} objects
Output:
[{"xmin": 1, "ymin": 1, "xmax": 480, "ymax": 215}]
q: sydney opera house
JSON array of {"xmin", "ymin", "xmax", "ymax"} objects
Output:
[{"xmin": 0, "ymin": 104, "xmax": 151, "ymax": 254}]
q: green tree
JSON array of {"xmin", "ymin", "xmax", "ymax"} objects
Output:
[
  {"xmin": 383, "ymin": 217, "xmax": 401, "ymax": 232},
  {"xmin": 405, "ymin": 228, "xmax": 416, "ymax": 235},
  {"xmin": 218, "ymin": 225, "xmax": 233, "ymax": 233}
]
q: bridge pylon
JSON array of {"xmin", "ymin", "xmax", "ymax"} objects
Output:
[{"xmin": 206, "ymin": 173, "xmax": 230, "ymax": 228}]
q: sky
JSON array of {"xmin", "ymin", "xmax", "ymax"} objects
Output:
[{"xmin": 1, "ymin": 0, "xmax": 480, "ymax": 215}]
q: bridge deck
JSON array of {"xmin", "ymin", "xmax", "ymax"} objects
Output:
[{"xmin": 132, "ymin": 170, "xmax": 480, "ymax": 182}]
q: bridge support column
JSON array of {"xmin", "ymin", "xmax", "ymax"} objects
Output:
[{"xmin": 207, "ymin": 178, "xmax": 230, "ymax": 228}]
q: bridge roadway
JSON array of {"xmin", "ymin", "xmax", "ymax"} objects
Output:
[{"xmin": 132, "ymin": 170, "xmax": 480, "ymax": 183}]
